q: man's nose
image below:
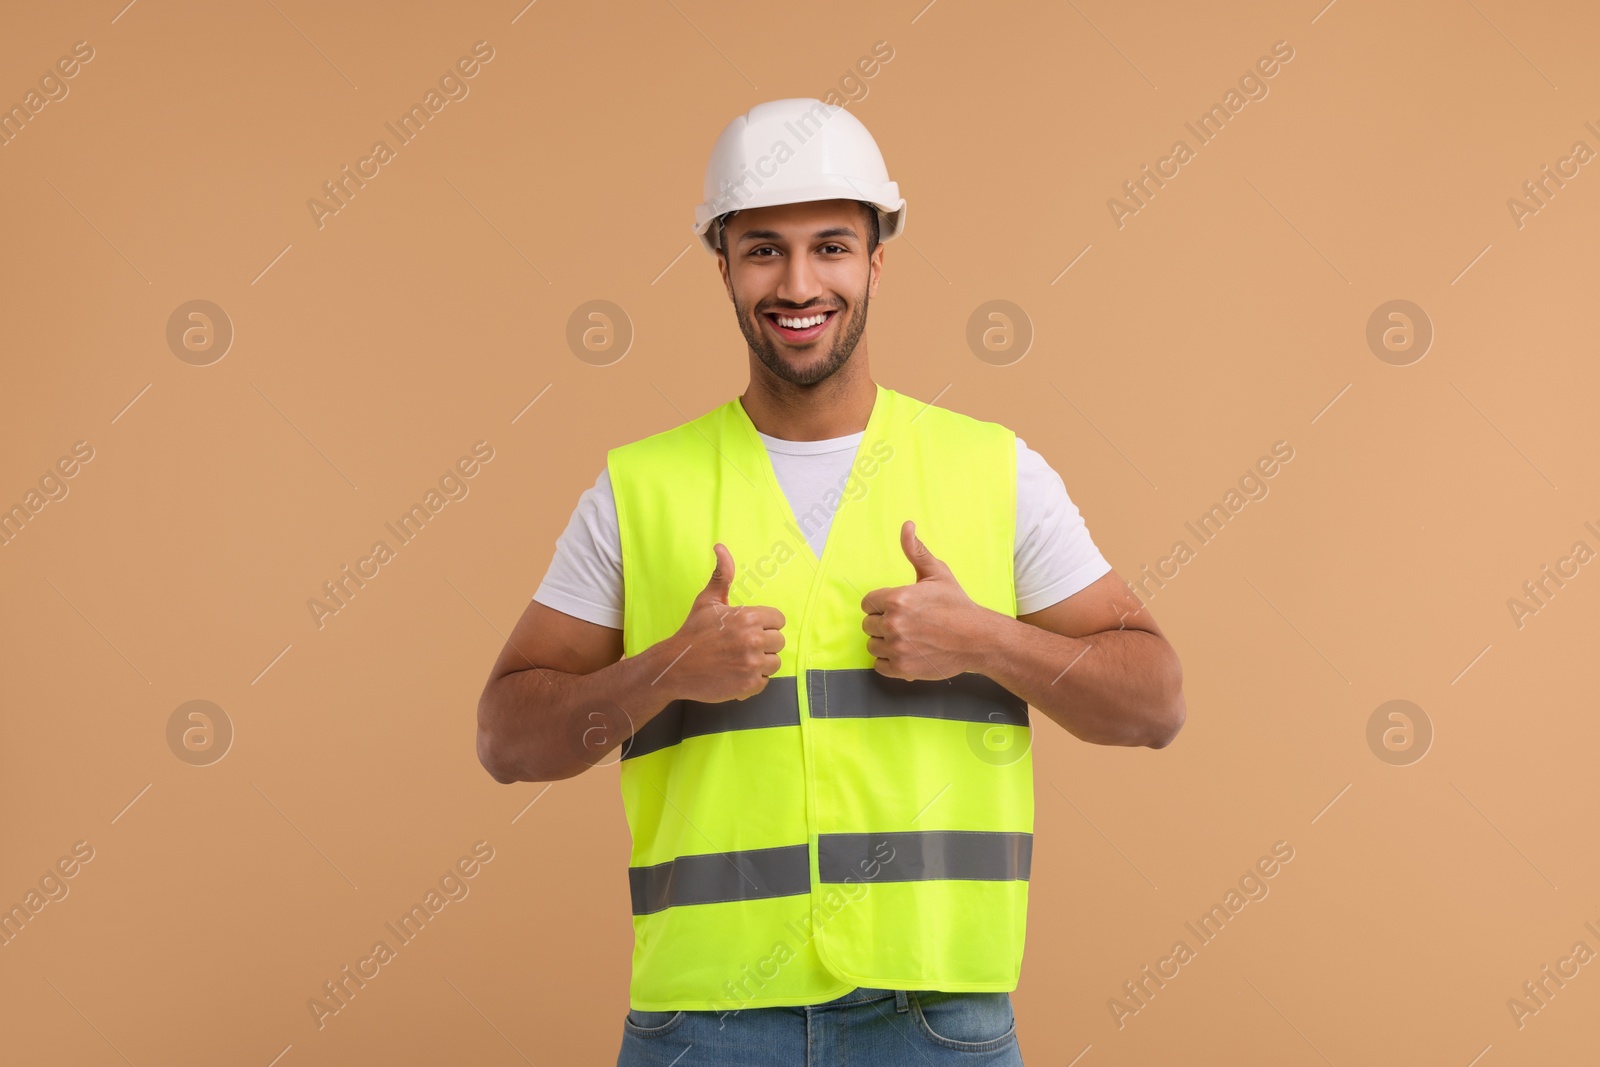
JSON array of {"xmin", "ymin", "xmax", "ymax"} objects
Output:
[{"xmin": 775, "ymin": 252, "xmax": 824, "ymax": 306}]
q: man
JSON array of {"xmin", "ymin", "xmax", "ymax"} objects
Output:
[{"xmin": 476, "ymin": 98, "xmax": 1185, "ymax": 1066}]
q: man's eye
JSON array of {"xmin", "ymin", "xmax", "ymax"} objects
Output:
[
  {"xmin": 820, "ymin": 244, "xmax": 848, "ymax": 254},
  {"xmin": 750, "ymin": 247, "xmax": 778, "ymax": 257}
]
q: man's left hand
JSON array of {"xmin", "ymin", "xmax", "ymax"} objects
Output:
[{"xmin": 860, "ymin": 520, "xmax": 987, "ymax": 680}]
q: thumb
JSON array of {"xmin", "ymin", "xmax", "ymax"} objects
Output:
[
  {"xmin": 704, "ymin": 542, "xmax": 735, "ymax": 604},
  {"xmin": 901, "ymin": 520, "xmax": 946, "ymax": 580}
]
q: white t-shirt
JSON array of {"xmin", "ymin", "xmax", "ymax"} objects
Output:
[{"xmin": 533, "ymin": 431, "xmax": 1113, "ymax": 629}]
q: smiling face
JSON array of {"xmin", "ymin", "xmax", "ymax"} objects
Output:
[{"xmin": 716, "ymin": 199, "xmax": 885, "ymax": 387}]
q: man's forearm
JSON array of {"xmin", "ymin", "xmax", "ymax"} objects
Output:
[
  {"xmin": 478, "ymin": 639, "xmax": 684, "ymax": 783},
  {"xmin": 965, "ymin": 610, "xmax": 1185, "ymax": 748}
]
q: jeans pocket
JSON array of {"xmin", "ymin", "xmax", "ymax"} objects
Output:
[
  {"xmin": 623, "ymin": 1008, "xmax": 686, "ymax": 1038},
  {"xmin": 909, "ymin": 991, "xmax": 1017, "ymax": 1051}
]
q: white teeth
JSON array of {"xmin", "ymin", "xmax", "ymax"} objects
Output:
[{"xmin": 775, "ymin": 312, "xmax": 829, "ymax": 329}]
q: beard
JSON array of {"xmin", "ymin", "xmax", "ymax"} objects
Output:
[{"xmin": 735, "ymin": 283, "xmax": 870, "ymax": 387}]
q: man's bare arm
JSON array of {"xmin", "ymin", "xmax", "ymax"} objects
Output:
[
  {"xmin": 971, "ymin": 570, "xmax": 1185, "ymax": 749},
  {"xmin": 475, "ymin": 599, "xmax": 679, "ymax": 783},
  {"xmin": 861, "ymin": 525, "xmax": 1185, "ymax": 750},
  {"xmin": 476, "ymin": 547, "xmax": 787, "ymax": 784}
]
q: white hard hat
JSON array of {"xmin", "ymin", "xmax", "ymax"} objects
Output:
[{"xmin": 693, "ymin": 98, "xmax": 907, "ymax": 255}]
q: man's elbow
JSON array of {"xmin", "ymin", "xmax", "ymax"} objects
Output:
[
  {"xmin": 1145, "ymin": 663, "xmax": 1186, "ymax": 749},
  {"xmin": 476, "ymin": 689, "xmax": 529, "ymax": 784},
  {"xmin": 477, "ymin": 726, "xmax": 523, "ymax": 784},
  {"xmin": 1145, "ymin": 702, "xmax": 1185, "ymax": 748},
  {"xmin": 476, "ymin": 701, "xmax": 576, "ymax": 784}
]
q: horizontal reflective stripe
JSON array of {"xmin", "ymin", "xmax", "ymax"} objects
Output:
[
  {"xmin": 807, "ymin": 668, "xmax": 1028, "ymax": 727},
  {"xmin": 630, "ymin": 843, "xmax": 810, "ymax": 915},
  {"xmin": 818, "ymin": 830, "xmax": 1032, "ymax": 883},
  {"xmin": 621, "ymin": 675, "xmax": 800, "ymax": 760}
]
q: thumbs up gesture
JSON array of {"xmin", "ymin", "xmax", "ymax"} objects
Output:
[
  {"xmin": 860, "ymin": 521, "xmax": 982, "ymax": 680},
  {"xmin": 661, "ymin": 543, "xmax": 787, "ymax": 703}
]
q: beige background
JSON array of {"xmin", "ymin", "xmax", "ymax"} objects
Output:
[{"xmin": 3, "ymin": 0, "xmax": 1597, "ymax": 1063}]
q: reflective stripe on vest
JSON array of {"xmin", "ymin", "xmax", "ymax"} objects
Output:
[
  {"xmin": 807, "ymin": 668, "xmax": 1028, "ymax": 726},
  {"xmin": 817, "ymin": 830, "xmax": 1033, "ymax": 883},
  {"xmin": 621, "ymin": 668, "xmax": 1027, "ymax": 760},
  {"xmin": 629, "ymin": 831, "xmax": 1033, "ymax": 915},
  {"xmin": 621, "ymin": 676, "xmax": 801, "ymax": 760},
  {"xmin": 630, "ymin": 843, "xmax": 810, "ymax": 915},
  {"xmin": 609, "ymin": 383, "xmax": 1031, "ymax": 1010}
]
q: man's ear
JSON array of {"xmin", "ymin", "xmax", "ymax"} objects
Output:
[
  {"xmin": 866, "ymin": 242, "xmax": 885, "ymax": 299},
  {"xmin": 716, "ymin": 248, "xmax": 734, "ymax": 302}
]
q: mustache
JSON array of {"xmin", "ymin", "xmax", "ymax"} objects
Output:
[{"xmin": 759, "ymin": 302, "xmax": 843, "ymax": 314}]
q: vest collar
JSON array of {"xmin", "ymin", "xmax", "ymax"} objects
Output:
[{"xmin": 726, "ymin": 382, "xmax": 893, "ymax": 573}]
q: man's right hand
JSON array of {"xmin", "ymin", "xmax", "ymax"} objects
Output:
[{"xmin": 660, "ymin": 543, "xmax": 786, "ymax": 704}]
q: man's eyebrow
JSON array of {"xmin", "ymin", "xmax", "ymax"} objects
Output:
[{"xmin": 737, "ymin": 226, "xmax": 861, "ymax": 243}]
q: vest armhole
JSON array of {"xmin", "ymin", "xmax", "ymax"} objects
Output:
[
  {"xmin": 606, "ymin": 446, "xmax": 636, "ymax": 651},
  {"xmin": 1000, "ymin": 425, "xmax": 1019, "ymax": 617}
]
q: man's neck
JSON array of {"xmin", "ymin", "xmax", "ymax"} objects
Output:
[{"xmin": 739, "ymin": 360, "xmax": 877, "ymax": 442}]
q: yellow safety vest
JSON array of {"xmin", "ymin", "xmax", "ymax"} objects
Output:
[{"xmin": 609, "ymin": 382, "xmax": 1033, "ymax": 1011}]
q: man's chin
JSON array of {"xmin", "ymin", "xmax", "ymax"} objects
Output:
[{"xmin": 785, "ymin": 352, "xmax": 852, "ymax": 385}]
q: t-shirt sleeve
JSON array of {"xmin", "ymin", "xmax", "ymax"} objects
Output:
[
  {"xmin": 1014, "ymin": 437, "xmax": 1113, "ymax": 615},
  {"xmin": 532, "ymin": 466, "xmax": 625, "ymax": 630}
]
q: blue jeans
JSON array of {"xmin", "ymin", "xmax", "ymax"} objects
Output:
[{"xmin": 616, "ymin": 986, "xmax": 1023, "ymax": 1065}]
